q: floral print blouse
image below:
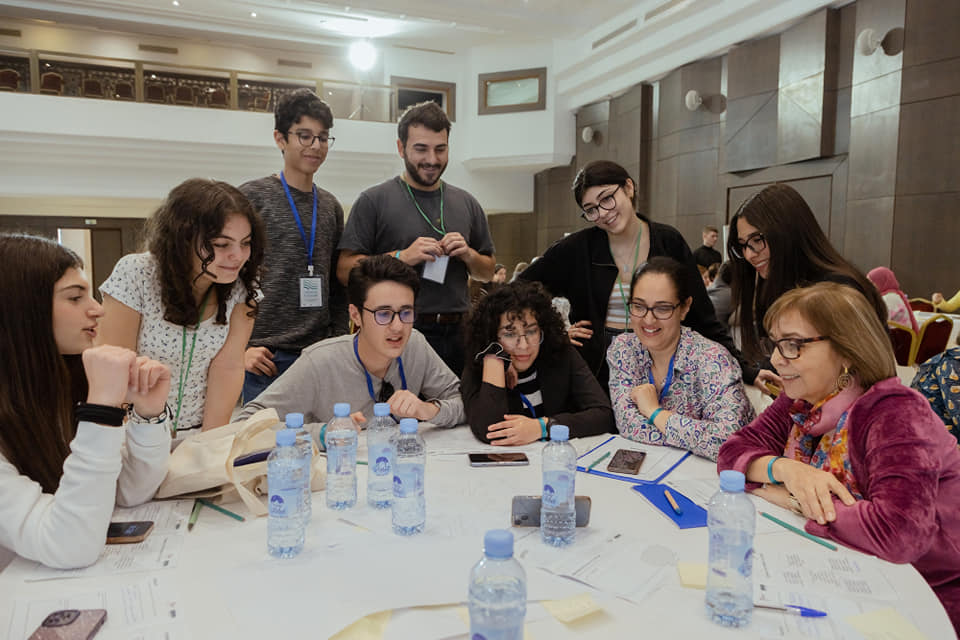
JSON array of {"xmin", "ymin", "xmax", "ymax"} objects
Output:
[
  {"xmin": 911, "ymin": 346, "xmax": 960, "ymax": 445},
  {"xmin": 607, "ymin": 326, "xmax": 755, "ymax": 460}
]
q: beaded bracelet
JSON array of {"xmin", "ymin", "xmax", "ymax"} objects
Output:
[{"xmin": 767, "ymin": 456, "xmax": 784, "ymax": 485}]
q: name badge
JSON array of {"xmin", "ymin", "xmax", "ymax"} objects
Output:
[
  {"xmin": 422, "ymin": 255, "xmax": 449, "ymax": 284},
  {"xmin": 300, "ymin": 276, "xmax": 323, "ymax": 308}
]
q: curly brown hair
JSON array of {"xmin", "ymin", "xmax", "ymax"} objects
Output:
[
  {"xmin": 464, "ymin": 280, "xmax": 568, "ymax": 372},
  {"xmin": 146, "ymin": 178, "xmax": 264, "ymax": 326}
]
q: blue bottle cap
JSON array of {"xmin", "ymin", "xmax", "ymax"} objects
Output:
[
  {"xmin": 333, "ymin": 403, "xmax": 351, "ymax": 417},
  {"xmin": 399, "ymin": 418, "xmax": 418, "ymax": 434},
  {"xmin": 719, "ymin": 469, "xmax": 746, "ymax": 492},
  {"xmin": 285, "ymin": 412, "xmax": 304, "ymax": 428},
  {"xmin": 373, "ymin": 403, "xmax": 391, "ymax": 417},
  {"xmin": 483, "ymin": 529, "xmax": 514, "ymax": 558},
  {"xmin": 276, "ymin": 429, "xmax": 296, "ymax": 446},
  {"xmin": 550, "ymin": 424, "xmax": 569, "ymax": 441}
]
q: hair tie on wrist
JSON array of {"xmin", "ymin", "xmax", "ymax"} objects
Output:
[
  {"xmin": 647, "ymin": 407, "xmax": 664, "ymax": 426},
  {"xmin": 537, "ymin": 417, "xmax": 547, "ymax": 440},
  {"xmin": 767, "ymin": 456, "xmax": 784, "ymax": 485},
  {"xmin": 393, "ymin": 250, "xmax": 401, "ymax": 259},
  {"xmin": 76, "ymin": 402, "xmax": 126, "ymax": 427}
]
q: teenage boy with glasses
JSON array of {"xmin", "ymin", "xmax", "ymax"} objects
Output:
[
  {"xmin": 238, "ymin": 255, "xmax": 464, "ymax": 440},
  {"xmin": 239, "ymin": 88, "xmax": 347, "ymax": 404}
]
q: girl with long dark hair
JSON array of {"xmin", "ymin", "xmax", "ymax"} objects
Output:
[
  {"xmin": 0, "ymin": 234, "xmax": 171, "ymax": 569},
  {"xmin": 98, "ymin": 178, "xmax": 265, "ymax": 438}
]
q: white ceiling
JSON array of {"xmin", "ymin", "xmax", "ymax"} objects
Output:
[{"xmin": 0, "ymin": 0, "xmax": 652, "ymax": 53}]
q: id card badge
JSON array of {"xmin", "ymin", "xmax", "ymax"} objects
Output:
[
  {"xmin": 422, "ymin": 255, "xmax": 449, "ymax": 283},
  {"xmin": 299, "ymin": 276, "xmax": 323, "ymax": 308}
]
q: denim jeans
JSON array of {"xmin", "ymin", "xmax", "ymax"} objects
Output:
[{"xmin": 242, "ymin": 348, "xmax": 300, "ymax": 404}]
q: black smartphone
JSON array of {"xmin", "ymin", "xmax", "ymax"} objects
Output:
[
  {"xmin": 106, "ymin": 521, "xmax": 154, "ymax": 544},
  {"xmin": 511, "ymin": 495, "xmax": 592, "ymax": 527},
  {"xmin": 607, "ymin": 449, "xmax": 647, "ymax": 474},
  {"xmin": 233, "ymin": 448, "xmax": 273, "ymax": 467},
  {"xmin": 28, "ymin": 609, "xmax": 107, "ymax": 640},
  {"xmin": 468, "ymin": 452, "xmax": 530, "ymax": 467}
]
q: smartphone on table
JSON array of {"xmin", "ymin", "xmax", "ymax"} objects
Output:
[
  {"xmin": 105, "ymin": 521, "xmax": 154, "ymax": 544},
  {"xmin": 28, "ymin": 609, "xmax": 107, "ymax": 640},
  {"xmin": 607, "ymin": 449, "xmax": 646, "ymax": 475},
  {"xmin": 511, "ymin": 495, "xmax": 592, "ymax": 527},
  {"xmin": 468, "ymin": 452, "xmax": 529, "ymax": 467}
]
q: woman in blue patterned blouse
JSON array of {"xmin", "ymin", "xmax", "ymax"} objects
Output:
[
  {"xmin": 911, "ymin": 346, "xmax": 960, "ymax": 445},
  {"xmin": 607, "ymin": 257, "xmax": 755, "ymax": 460}
]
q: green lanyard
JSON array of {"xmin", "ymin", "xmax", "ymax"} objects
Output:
[
  {"xmin": 610, "ymin": 225, "xmax": 643, "ymax": 330},
  {"xmin": 404, "ymin": 179, "xmax": 445, "ymax": 236},
  {"xmin": 174, "ymin": 288, "xmax": 211, "ymax": 435}
]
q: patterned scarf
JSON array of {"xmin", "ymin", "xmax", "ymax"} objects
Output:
[{"xmin": 783, "ymin": 384, "xmax": 865, "ymax": 500}]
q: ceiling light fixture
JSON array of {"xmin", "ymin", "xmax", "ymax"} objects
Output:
[{"xmin": 348, "ymin": 40, "xmax": 377, "ymax": 71}]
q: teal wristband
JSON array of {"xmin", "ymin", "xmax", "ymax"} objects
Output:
[
  {"xmin": 319, "ymin": 423, "xmax": 328, "ymax": 449},
  {"xmin": 393, "ymin": 250, "xmax": 401, "ymax": 259},
  {"xmin": 537, "ymin": 417, "xmax": 547, "ymax": 440},
  {"xmin": 647, "ymin": 407, "xmax": 664, "ymax": 426},
  {"xmin": 767, "ymin": 456, "xmax": 784, "ymax": 485}
]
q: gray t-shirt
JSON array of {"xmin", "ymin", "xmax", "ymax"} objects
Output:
[
  {"xmin": 338, "ymin": 176, "xmax": 495, "ymax": 314},
  {"xmin": 240, "ymin": 175, "xmax": 347, "ymax": 352}
]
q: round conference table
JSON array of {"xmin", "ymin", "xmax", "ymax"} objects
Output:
[{"xmin": 0, "ymin": 426, "xmax": 954, "ymax": 640}]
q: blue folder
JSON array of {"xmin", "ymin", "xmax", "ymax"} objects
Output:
[{"xmin": 633, "ymin": 483, "xmax": 707, "ymax": 529}]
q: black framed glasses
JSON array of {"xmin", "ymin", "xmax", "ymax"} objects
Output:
[
  {"xmin": 377, "ymin": 379, "xmax": 394, "ymax": 403},
  {"xmin": 363, "ymin": 306, "xmax": 415, "ymax": 326},
  {"xmin": 731, "ymin": 232, "xmax": 767, "ymax": 259},
  {"xmin": 628, "ymin": 301, "xmax": 682, "ymax": 320},
  {"xmin": 770, "ymin": 336, "xmax": 829, "ymax": 360},
  {"xmin": 580, "ymin": 185, "xmax": 621, "ymax": 221},
  {"xmin": 288, "ymin": 130, "xmax": 335, "ymax": 147}
]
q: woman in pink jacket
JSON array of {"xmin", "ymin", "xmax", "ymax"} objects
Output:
[{"xmin": 717, "ymin": 282, "xmax": 960, "ymax": 632}]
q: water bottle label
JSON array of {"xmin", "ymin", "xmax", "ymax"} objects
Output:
[
  {"xmin": 371, "ymin": 444, "xmax": 393, "ymax": 477},
  {"xmin": 269, "ymin": 486, "xmax": 301, "ymax": 517},
  {"xmin": 709, "ymin": 530, "xmax": 754, "ymax": 578},
  {"xmin": 393, "ymin": 464, "xmax": 424, "ymax": 498},
  {"xmin": 542, "ymin": 470, "xmax": 573, "ymax": 507}
]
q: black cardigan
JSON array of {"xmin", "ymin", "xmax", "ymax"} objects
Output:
[
  {"xmin": 520, "ymin": 215, "xmax": 746, "ymax": 386},
  {"xmin": 461, "ymin": 345, "xmax": 615, "ymax": 443}
]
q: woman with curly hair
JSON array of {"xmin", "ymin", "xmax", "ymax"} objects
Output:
[
  {"xmin": 461, "ymin": 280, "xmax": 614, "ymax": 445},
  {"xmin": 98, "ymin": 178, "xmax": 265, "ymax": 438}
]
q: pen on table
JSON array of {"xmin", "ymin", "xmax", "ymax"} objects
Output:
[
  {"xmin": 663, "ymin": 488, "xmax": 683, "ymax": 516},
  {"xmin": 755, "ymin": 603, "xmax": 827, "ymax": 618},
  {"xmin": 197, "ymin": 498, "xmax": 246, "ymax": 523},
  {"xmin": 588, "ymin": 451, "xmax": 611, "ymax": 471},
  {"xmin": 187, "ymin": 499, "xmax": 202, "ymax": 532},
  {"xmin": 760, "ymin": 511, "xmax": 837, "ymax": 551}
]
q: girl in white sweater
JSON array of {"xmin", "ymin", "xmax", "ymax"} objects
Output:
[{"xmin": 0, "ymin": 235, "xmax": 171, "ymax": 570}]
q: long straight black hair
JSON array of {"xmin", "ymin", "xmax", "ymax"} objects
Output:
[{"xmin": 0, "ymin": 234, "xmax": 88, "ymax": 493}]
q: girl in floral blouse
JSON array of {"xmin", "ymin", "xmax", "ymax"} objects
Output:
[{"xmin": 607, "ymin": 257, "xmax": 755, "ymax": 460}]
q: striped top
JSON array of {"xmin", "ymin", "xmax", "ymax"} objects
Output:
[
  {"xmin": 605, "ymin": 278, "xmax": 630, "ymax": 329},
  {"xmin": 515, "ymin": 366, "xmax": 544, "ymax": 418}
]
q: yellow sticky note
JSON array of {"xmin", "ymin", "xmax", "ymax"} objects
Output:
[
  {"xmin": 541, "ymin": 593, "xmax": 602, "ymax": 623},
  {"xmin": 677, "ymin": 562, "xmax": 708, "ymax": 589},
  {"xmin": 846, "ymin": 608, "xmax": 928, "ymax": 640},
  {"xmin": 330, "ymin": 609, "xmax": 392, "ymax": 640}
]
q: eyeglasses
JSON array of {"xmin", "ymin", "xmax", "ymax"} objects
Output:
[
  {"xmin": 769, "ymin": 336, "xmax": 829, "ymax": 360},
  {"xmin": 377, "ymin": 379, "xmax": 394, "ymax": 403},
  {"xmin": 628, "ymin": 301, "xmax": 682, "ymax": 320},
  {"xmin": 363, "ymin": 306, "xmax": 415, "ymax": 326},
  {"xmin": 580, "ymin": 185, "xmax": 621, "ymax": 221},
  {"xmin": 498, "ymin": 326, "xmax": 541, "ymax": 347},
  {"xmin": 731, "ymin": 232, "xmax": 767, "ymax": 259},
  {"xmin": 288, "ymin": 130, "xmax": 335, "ymax": 147}
]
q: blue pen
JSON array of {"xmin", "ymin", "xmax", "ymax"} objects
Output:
[{"xmin": 755, "ymin": 603, "xmax": 827, "ymax": 618}]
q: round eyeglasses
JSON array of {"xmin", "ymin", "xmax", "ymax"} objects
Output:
[
  {"xmin": 363, "ymin": 306, "xmax": 415, "ymax": 326},
  {"xmin": 580, "ymin": 185, "xmax": 621, "ymax": 221},
  {"xmin": 498, "ymin": 326, "xmax": 542, "ymax": 347}
]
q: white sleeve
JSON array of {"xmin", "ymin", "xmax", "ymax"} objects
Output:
[
  {"xmin": 0, "ymin": 422, "xmax": 124, "ymax": 569},
  {"xmin": 116, "ymin": 421, "xmax": 172, "ymax": 507}
]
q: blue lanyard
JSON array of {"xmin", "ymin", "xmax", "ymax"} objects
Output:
[
  {"xmin": 353, "ymin": 334, "xmax": 407, "ymax": 401},
  {"xmin": 647, "ymin": 353, "xmax": 677, "ymax": 401},
  {"xmin": 518, "ymin": 392, "xmax": 538, "ymax": 417},
  {"xmin": 280, "ymin": 171, "xmax": 318, "ymax": 276}
]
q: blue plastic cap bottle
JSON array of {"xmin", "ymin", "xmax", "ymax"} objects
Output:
[
  {"xmin": 399, "ymin": 418, "xmax": 418, "ymax": 434},
  {"xmin": 373, "ymin": 403, "xmax": 391, "ymax": 417},
  {"xmin": 719, "ymin": 470, "xmax": 746, "ymax": 492},
  {"xmin": 276, "ymin": 429, "xmax": 296, "ymax": 446},
  {"xmin": 285, "ymin": 412, "xmax": 304, "ymax": 428},
  {"xmin": 549, "ymin": 424, "xmax": 569, "ymax": 441},
  {"xmin": 483, "ymin": 529, "xmax": 514, "ymax": 558},
  {"xmin": 333, "ymin": 403, "xmax": 351, "ymax": 418}
]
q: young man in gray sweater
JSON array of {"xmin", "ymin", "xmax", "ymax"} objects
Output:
[{"xmin": 239, "ymin": 255, "xmax": 464, "ymax": 440}]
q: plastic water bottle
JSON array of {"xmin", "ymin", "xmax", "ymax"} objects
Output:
[
  {"xmin": 366, "ymin": 403, "xmax": 397, "ymax": 509},
  {"xmin": 392, "ymin": 418, "xmax": 425, "ymax": 535},
  {"xmin": 326, "ymin": 402, "xmax": 358, "ymax": 510},
  {"xmin": 285, "ymin": 412, "xmax": 312, "ymax": 524},
  {"xmin": 541, "ymin": 424, "xmax": 576, "ymax": 546},
  {"xmin": 469, "ymin": 529, "xmax": 527, "ymax": 640},
  {"xmin": 706, "ymin": 470, "xmax": 755, "ymax": 627},
  {"xmin": 267, "ymin": 429, "xmax": 305, "ymax": 558}
]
